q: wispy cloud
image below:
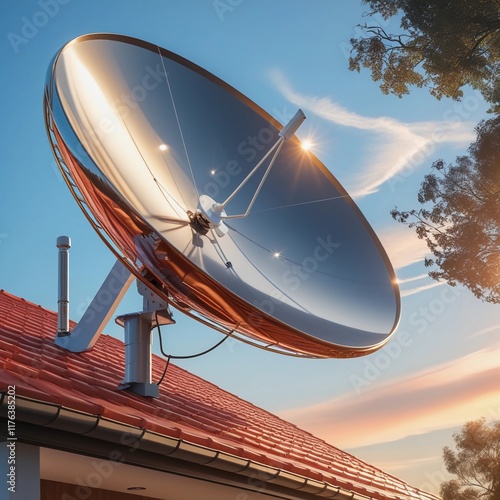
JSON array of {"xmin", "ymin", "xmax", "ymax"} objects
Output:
[
  {"xmin": 396, "ymin": 269, "xmax": 445, "ymax": 297},
  {"xmin": 270, "ymin": 70, "xmax": 476, "ymax": 197},
  {"xmin": 401, "ymin": 281, "xmax": 444, "ymax": 297},
  {"xmin": 279, "ymin": 344, "xmax": 500, "ymax": 448},
  {"xmin": 376, "ymin": 225, "xmax": 448, "ymax": 296},
  {"xmin": 396, "ymin": 273, "xmax": 429, "ymax": 284},
  {"xmin": 373, "ymin": 455, "xmax": 442, "ymax": 472},
  {"xmin": 376, "ymin": 225, "xmax": 429, "ymax": 270},
  {"xmin": 468, "ymin": 324, "xmax": 500, "ymax": 339}
]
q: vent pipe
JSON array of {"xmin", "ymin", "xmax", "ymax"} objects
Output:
[{"xmin": 56, "ymin": 235, "xmax": 71, "ymax": 336}]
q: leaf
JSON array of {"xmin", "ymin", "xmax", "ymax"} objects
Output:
[
  {"xmin": 390, "ymin": 117, "xmax": 500, "ymax": 303},
  {"xmin": 350, "ymin": 0, "xmax": 500, "ymax": 110}
]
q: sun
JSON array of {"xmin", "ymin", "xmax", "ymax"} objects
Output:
[{"xmin": 301, "ymin": 140, "xmax": 313, "ymax": 151}]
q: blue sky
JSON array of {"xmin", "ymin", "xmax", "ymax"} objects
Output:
[{"xmin": 1, "ymin": 0, "xmax": 499, "ymax": 494}]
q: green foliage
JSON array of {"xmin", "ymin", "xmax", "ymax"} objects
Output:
[
  {"xmin": 440, "ymin": 418, "xmax": 500, "ymax": 500},
  {"xmin": 351, "ymin": 1, "xmax": 500, "ymax": 303},
  {"xmin": 391, "ymin": 116, "xmax": 500, "ymax": 303},
  {"xmin": 349, "ymin": 0, "xmax": 500, "ymax": 112}
]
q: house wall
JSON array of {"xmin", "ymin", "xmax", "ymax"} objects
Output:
[{"xmin": 41, "ymin": 479, "xmax": 156, "ymax": 500}]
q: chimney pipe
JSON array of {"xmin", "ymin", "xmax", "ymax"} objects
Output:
[{"xmin": 56, "ymin": 235, "xmax": 71, "ymax": 336}]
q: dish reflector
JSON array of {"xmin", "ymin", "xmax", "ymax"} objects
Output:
[{"xmin": 44, "ymin": 34, "xmax": 400, "ymax": 358}]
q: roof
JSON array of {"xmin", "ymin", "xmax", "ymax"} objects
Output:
[{"xmin": 0, "ymin": 290, "xmax": 440, "ymax": 500}]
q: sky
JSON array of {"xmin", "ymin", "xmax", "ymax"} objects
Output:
[{"xmin": 1, "ymin": 0, "xmax": 499, "ymax": 495}]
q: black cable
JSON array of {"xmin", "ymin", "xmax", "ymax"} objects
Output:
[
  {"xmin": 156, "ymin": 353, "xmax": 171, "ymax": 387},
  {"xmin": 154, "ymin": 310, "xmax": 234, "ymax": 386}
]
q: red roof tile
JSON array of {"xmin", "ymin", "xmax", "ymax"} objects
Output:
[{"xmin": 0, "ymin": 290, "xmax": 440, "ymax": 500}]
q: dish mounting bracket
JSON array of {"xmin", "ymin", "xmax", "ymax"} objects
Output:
[
  {"xmin": 116, "ymin": 281, "xmax": 175, "ymax": 398},
  {"xmin": 55, "ymin": 241, "xmax": 174, "ymax": 398},
  {"xmin": 55, "ymin": 258, "xmax": 135, "ymax": 352}
]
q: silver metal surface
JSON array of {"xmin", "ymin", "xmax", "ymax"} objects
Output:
[
  {"xmin": 55, "ymin": 258, "xmax": 135, "ymax": 352},
  {"xmin": 44, "ymin": 34, "xmax": 401, "ymax": 358},
  {"xmin": 56, "ymin": 235, "xmax": 71, "ymax": 336},
  {"xmin": 117, "ymin": 279, "xmax": 174, "ymax": 398}
]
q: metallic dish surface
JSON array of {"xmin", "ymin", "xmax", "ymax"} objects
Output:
[{"xmin": 44, "ymin": 33, "xmax": 401, "ymax": 358}]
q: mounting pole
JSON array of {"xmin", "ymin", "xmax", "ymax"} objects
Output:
[
  {"xmin": 117, "ymin": 281, "xmax": 175, "ymax": 398},
  {"xmin": 56, "ymin": 236, "xmax": 71, "ymax": 336},
  {"xmin": 55, "ymin": 256, "xmax": 135, "ymax": 352},
  {"xmin": 54, "ymin": 238, "xmax": 174, "ymax": 398}
]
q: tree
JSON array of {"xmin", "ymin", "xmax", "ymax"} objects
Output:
[
  {"xmin": 349, "ymin": 1, "xmax": 500, "ymax": 302},
  {"xmin": 391, "ymin": 116, "xmax": 500, "ymax": 303},
  {"xmin": 349, "ymin": 0, "xmax": 500, "ymax": 112},
  {"xmin": 440, "ymin": 418, "xmax": 500, "ymax": 500}
]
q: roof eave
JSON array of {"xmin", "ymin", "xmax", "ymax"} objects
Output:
[{"xmin": 0, "ymin": 392, "xmax": 370, "ymax": 500}]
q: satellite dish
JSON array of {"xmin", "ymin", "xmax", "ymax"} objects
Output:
[{"xmin": 44, "ymin": 33, "xmax": 400, "ymax": 359}]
